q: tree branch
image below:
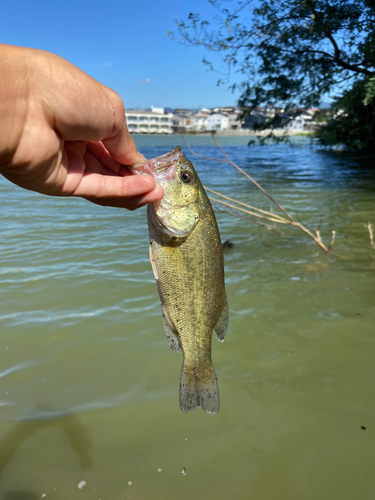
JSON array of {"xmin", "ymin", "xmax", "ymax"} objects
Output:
[{"xmin": 307, "ymin": 1, "xmax": 374, "ymax": 77}]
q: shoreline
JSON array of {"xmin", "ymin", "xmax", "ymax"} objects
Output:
[
  {"xmin": 183, "ymin": 129, "xmax": 315, "ymax": 137},
  {"xmin": 131, "ymin": 130, "xmax": 315, "ymax": 137}
]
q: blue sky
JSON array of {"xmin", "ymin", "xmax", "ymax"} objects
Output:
[{"xmin": 1, "ymin": 0, "xmax": 241, "ymax": 109}]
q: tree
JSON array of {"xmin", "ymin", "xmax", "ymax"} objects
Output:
[
  {"xmin": 169, "ymin": 0, "xmax": 375, "ymax": 149},
  {"xmin": 317, "ymin": 77, "xmax": 375, "ymax": 151}
]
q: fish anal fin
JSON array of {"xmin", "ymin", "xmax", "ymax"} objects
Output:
[
  {"xmin": 161, "ymin": 305, "xmax": 182, "ymax": 354},
  {"xmin": 214, "ymin": 296, "xmax": 229, "ymax": 342}
]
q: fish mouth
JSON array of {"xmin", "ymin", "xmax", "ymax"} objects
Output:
[
  {"xmin": 159, "ymin": 197, "xmax": 194, "ymax": 211},
  {"xmin": 130, "ymin": 146, "xmax": 183, "ymax": 177},
  {"xmin": 148, "ymin": 203, "xmax": 191, "ymax": 238},
  {"xmin": 153, "ymin": 146, "xmax": 183, "ymax": 173}
]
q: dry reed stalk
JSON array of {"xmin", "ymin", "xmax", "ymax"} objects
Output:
[
  {"xmin": 210, "ymin": 198, "xmax": 283, "ymax": 235},
  {"xmin": 181, "ymin": 135, "xmax": 335, "ymax": 253},
  {"xmin": 205, "ymin": 186, "xmax": 286, "ymax": 222},
  {"xmin": 328, "ymin": 231, "xmax": 336, "ymax": 252},
  {"xmin": 208, "ymin": 195, "xmax": 292, "ymax": 225},
  {"xmin": 368, "ymin": 223, "xmax": 375, "ymax": 249}
]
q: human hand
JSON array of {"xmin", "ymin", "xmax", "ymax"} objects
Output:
[{"xmin": 0, "ymin": 44, "xmax": 163, "ymax": 209}]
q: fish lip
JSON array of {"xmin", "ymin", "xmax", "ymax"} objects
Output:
[
  {"xmin": 152, "ymin": 146, "xmax": 182, "ymax": 173},
  {"xmin": 130, "ymin": 146, "xmax": 183, "ymax": 176}
]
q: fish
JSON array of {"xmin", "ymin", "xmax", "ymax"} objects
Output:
[{"xmin": 132, "ymin": 146, "xmax": 228, "ymax": 414}]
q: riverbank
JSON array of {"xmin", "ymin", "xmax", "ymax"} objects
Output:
[{"xmin": 179, "ymin": 129, "xmax": 315, "ymax": 137}]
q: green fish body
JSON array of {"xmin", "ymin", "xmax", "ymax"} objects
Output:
[{"xmin": 134, "ymin": 146, "xmax": 228, "ymax": 413}]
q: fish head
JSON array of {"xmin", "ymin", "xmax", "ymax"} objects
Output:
[{"xmin": 132, "ymin": 146, "xmax": 203, "ymax": 237}]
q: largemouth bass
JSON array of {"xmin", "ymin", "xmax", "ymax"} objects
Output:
[{"xmin": 133, "ymin": 146, "xmax": 228, "ymax": 414}]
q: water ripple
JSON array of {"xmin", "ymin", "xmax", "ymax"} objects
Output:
[
  {"xmin": 1, "ymin": 136, "xmax": 375, "ymax": 420},
  {"xmin": 0, "ymin": 359, "xmax": 41, "ymax": 379}
]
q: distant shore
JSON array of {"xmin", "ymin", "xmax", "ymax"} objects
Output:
[
  {"xmin": 130, "ymin": 129, "xmax": 316, "ymax": 137},
  {"xmin": 179, "ymin": 129, "xmax": 315, "ymax": 137}
]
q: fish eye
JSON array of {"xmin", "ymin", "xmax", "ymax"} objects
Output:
[{"xmin": 180, "ymin": 171, "xmax": 192, "ymax": 183}]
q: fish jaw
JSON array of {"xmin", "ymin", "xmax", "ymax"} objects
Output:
[
  {"xmin": 130, "ymin": 146, "xmax": 183, "ymax": 182},
  {"xmin": 148, "ymin": 202, "xmax": 193, "ymax": 238}
]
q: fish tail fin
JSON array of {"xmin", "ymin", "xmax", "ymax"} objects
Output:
[{"xmin": 179, "ymin": 362, "xmax": 220, "ymax": 414}]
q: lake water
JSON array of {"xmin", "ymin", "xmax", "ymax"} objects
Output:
[{"xmin": 0, "ymin": 135, "xmax": 374, "ymax": 500}]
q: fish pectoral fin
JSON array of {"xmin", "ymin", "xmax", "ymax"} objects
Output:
[
  {"xmin": 214, "ymin": 296, "xmax": 229, "ymax": 342},
  {"xmin": 161, "ymin": 305, "xmax": 182, "ymax": 353}
]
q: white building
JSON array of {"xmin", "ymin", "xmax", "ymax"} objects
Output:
[
  {"xmin": 150, "ymin": 105, "xmax": 164, "ymax": 115},
  {"xmin": 125, "ymin": 109, "xmax": 173, "ymax": 134},
  {"xmin": 206, "ymin": 113, "xmax": 229, "ymax": 131},
  {"xmin": 287, "ymin": 116, "xmax": 305, "ymax": 132},
  {"xmin": 172, "ymin": 114, "xmax": 193, "ymax": 132},
  {"xmin": 191, "ymin": 112, "xmax": 208, "ymax": 131},
  {"xmin": 227, "ymin": 112, "xmax": 242, "ymax": 130}
]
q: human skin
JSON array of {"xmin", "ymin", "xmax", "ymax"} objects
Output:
[{"xmin": 0, "ymin": 44, "xmax": 163, "ymax": 209}]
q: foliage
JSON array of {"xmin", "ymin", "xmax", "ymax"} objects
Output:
[
  {"xmin": 169, "ymin": 0, "xmax": 375, "ymax": 149},
  {"xmin": 316, "ymin": 77, "xmax": 375, "ymax": 151},
  {"xmin": 364, "ymin": 76, "xmax": 375, "ymax": 106}
]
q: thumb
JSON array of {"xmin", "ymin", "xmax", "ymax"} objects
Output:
[{"xmin": 100, "ymin": 88, "xmax": 146, "ymax": 166}]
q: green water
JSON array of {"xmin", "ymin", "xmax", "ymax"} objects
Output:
[{"xmin": 0, "ymin": 136, "xmax": 374, "ymax": 499}]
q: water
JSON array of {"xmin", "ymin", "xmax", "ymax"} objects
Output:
[{"xmin": 0, "ymin": 136, "xmax": 374, "ymax": 499}]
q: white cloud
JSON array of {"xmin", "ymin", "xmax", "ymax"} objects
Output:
[{"xmin": 138, "ymin": 78, "xmax": 151, "ymax": 84}]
